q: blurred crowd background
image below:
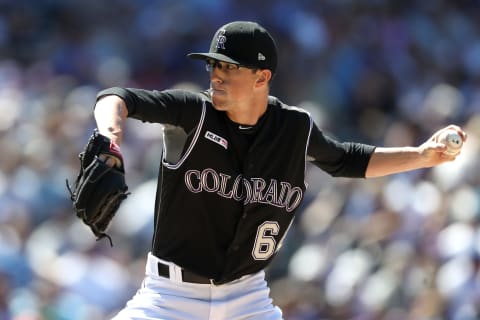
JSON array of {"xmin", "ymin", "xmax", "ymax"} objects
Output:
[{"xmin": 1, "ymin": 0, "xmax": 479, "ymax": 319}]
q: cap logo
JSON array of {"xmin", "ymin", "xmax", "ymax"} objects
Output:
[
  {"xmin": 216, "ymin": 29, "xmax": 227, "ymax": 50},
  {"xmin": 258, "ymin": 53, "xmax": 266, "ymax": 61}
]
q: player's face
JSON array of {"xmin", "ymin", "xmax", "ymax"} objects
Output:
[{"xmin": 206, "ymin": 59, "xmax": 262, "ymax": 111}]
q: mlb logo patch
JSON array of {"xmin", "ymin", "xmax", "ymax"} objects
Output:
[{"xmin": 205, "ymin": 131, "xmax": 228, "ymax": 149}]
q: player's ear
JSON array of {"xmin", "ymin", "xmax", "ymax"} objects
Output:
[{"xmin": 255, "ymin": 69, "xmax": 271, "ymax": 88}]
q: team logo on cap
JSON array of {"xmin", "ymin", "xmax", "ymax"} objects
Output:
[{"xmin": 216, "ymin": 29, "xmax": 227, "ymax": 50}]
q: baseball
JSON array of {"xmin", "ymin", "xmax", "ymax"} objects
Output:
[{"xmin": 439, "ymin": 129, "xmax": 463, "ymax": 156}]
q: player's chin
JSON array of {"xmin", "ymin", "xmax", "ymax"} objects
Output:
[
  {"xmin": 212, "ymin": 104, "xmax": 227, "ymax": 111},
  {"xmin": 211, "ymin": 97, "xmax": 227, "ymax": 110}
]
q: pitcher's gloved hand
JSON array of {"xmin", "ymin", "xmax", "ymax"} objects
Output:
[{"xmin": 66, "ymin": 129, "xmax": 129, "ymax": 246}]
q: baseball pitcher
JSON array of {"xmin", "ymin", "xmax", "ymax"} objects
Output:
[{"xmin": 68, "ymin": 21, "xmax": 466, "ymax": 319}]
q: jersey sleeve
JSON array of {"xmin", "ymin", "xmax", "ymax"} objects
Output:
[
  {"xmin": 307, "ymin": 122, "xmax": 375, "ymax": 178},
  {"xmin": 96, "ymin": 87, "xmax": 204, "ymax": 131}
]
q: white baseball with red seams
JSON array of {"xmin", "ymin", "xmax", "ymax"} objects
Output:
[{"xmin": 439, "ymin": 129, "xmax": 463, "ymax": 156}]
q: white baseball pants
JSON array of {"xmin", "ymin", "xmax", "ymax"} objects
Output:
[{"xmin": 111, "ymin": 252, "xmax": 283, "ymax": 320}]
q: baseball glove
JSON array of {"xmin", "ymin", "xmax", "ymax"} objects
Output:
[{"xmin": 66, "ymin": 129, "xmax": 129, "ymax": 246}]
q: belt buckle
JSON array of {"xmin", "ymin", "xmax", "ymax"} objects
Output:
[{"xmin": 210, "ymin": 278, "xmax": 228, "ymax": 286}]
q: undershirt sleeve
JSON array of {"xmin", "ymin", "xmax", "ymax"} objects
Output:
[
  {"xmin": 96, "ymin": 87, "xmax": 204, "ymax": 132},
  {"xmin": 307, "ymin": 122, "xmax": 375, "ymax": 178},
  {"xmin": 96, "ymin": 87, "xmax": 207, "ymax": 164}
]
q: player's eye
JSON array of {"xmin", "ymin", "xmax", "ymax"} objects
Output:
[{"xmin": 225, "ymin": 63, "xmax": 240, "ymax": 70}]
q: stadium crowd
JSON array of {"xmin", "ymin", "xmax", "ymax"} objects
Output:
[{"xmin": 0, "ymin": 0, "xmax": 479, "ymax": 319}]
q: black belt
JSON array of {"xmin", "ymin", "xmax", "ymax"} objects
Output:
[{"xmin": 157, "ymin": 262, "xmax": 227, "ymax": 285}]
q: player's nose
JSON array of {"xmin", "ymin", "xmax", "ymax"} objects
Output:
[{"xmin": 210, "ymin": 69, "xmax": 223, "ymax": 83}]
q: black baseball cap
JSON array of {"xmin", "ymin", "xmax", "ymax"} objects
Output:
[{"xmin": 187, "ymin": 21, "xmax": 278, "ymax": 74}]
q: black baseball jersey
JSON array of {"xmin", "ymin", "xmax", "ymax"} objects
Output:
[{"xmin": 97, "ymin": 87, "xmax": 375, "ymax": 283}]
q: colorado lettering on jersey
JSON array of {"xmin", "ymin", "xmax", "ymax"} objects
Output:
[{"xmin": 184, "ymin": 168, "xmax": 303, "ymax": 212}]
